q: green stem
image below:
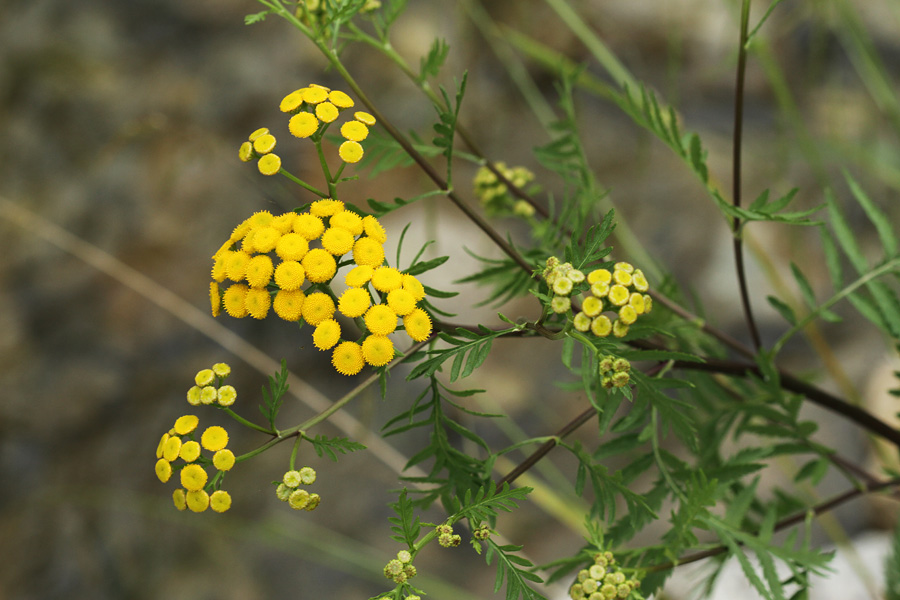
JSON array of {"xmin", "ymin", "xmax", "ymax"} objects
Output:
[
  {"xmin": 222, "ymin": 407, "xmax": 275, "ymax": 435},
  {"xmin": 279, "ymin": 168, "xmax": 328, "ymax": 198}
]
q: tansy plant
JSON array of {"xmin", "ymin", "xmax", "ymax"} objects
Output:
[{"xmin": 154, "ymin": 2, "xmax": 900, "ymax": 600}]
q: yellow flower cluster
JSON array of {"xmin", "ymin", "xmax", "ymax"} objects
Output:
[
  {"xmin": 239, "ymin": 127, "xmax": 283, "ymax": 176},
  {"xmin": 210, "ymin": 204, "xmax": 433, "ymax": 376},
  {"xmin": 543, "ymin": 257, "xmax": 652, "ymax": 339},
  {"xmin": 274, "ymin": 467, "xmax": 321, "ymax": 512},
  {"xmin": 383, "ymin": 549, "xmax": 417, "ymax": 585},
  {"xmin": 279, "ymin": 83, "xmax": 376, "ymax": 164},
  {"xmin": 155, "ymin": 414, "xmax": 235, "ymax": 513},
  {"xmin": 473, "ymin": 162, "xmax": 536, "ymax": 218},
  {"xmin": 569, "ymin": 552, "xmax": 641, "ymax": 600},
  {"xmin": 186, "ymin": 363, "xmax": 237, "ymax": 407}
]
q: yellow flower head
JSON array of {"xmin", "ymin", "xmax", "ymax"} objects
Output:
[
  {"xmin": 246, "ymin": 255, "xmax": 274, "ymax": 288},
  {"xmin": 338, "ymin": 287, "xmax": 371, "ymax": 318},
  {"xmin": 248, "ymin": 211, "xmax": 275, "ymax": 229},
  {"xmin": 181, "ymin": 463, "xmax": 209, "ymax": 492},
  {"xmin": 591, "ymin": 282, "xmax": 610, "ymax": 298},
  {"xmin": 280, "ymin": 88, "xmax": 306, "ymax": 112},
  {"xmin": 274, "ymin": 260, "xmax": 306, "ymax": 291},
  {"xmin": 201, "ymin": 426, "xmax": 229, "ymax": 452},
  {"xmin": 210, "ymin": 489, "xmax": 232, "ymax": 513},
  {"xmin": 613, "ymin": 319, "xmax": 629, "ymax": 338},
  {"xmin": 330, "ymin": 210, "xmax": 364, "ymax": 236},
  {"xmin": 332, "ymin": 341, "xmax": 365, "ymax": 376},
  {"xmin": 275, "ymin": 233, "xmax": 310, "ymax": 262},
  {"xmin": 403, "ymin": 308, "xmax": 433, "ymax": 342},
  {"xmin": 301, "ymin": 86, "xmax": 329, "ymax": 104},
  {"xmin": 339, "ymin": 140, "xmax": 363, "ymax": 163},
  {"xmin": 573, "ymin": 311, "xmax": 592, "ymax": 332},
  {"xmin": 174, "ymin": 414, "xmax": 200, "ymax": 435},
  {"xmin": 340, "ymin": 120, "xmax": 369, "ymax": 142},
  {"xmin": 345, "ymin": 264, "xmax": 374, "ymax": 288},
  {"xmin": 258, "ymin": 153, "xmax": 282, "ymax": 176},
  {"xmin": 365, "ymin": 304, "xmax": 398, "ymax": 335},
  {"xmin": 293, "ymin": 213, "xmax": 325, "ymax": 240},
  {"xmin": 211, "ymin": 253, "xmax": 229, "ymax": 282},
  {"xmin": 552, "ymin": 277, "xmax": 573, "ymax": 296},
  {"xmin": 355, "ymin": 111, "xmax": 376, "ymax": 126},
  {"xmin": 587, "ymin": 269, "xmax": 612, "ymax": 285},
  {"xmin": 352, "ymin": 237, "xmax": 385, "ymax": 267},
  {"xmin": 230, "ymin": 218, "xmax": 254, "ymax": 243},
  {"xmin": 582, "ymin": 296, "xmax": 603, "ymax": 318},
  {"xmin": 238, "ymin": 141, "xmax": 253, "ymax": 162},
  {"xmin": 210, "ymin": 282, "xmax": 221, "ymax": 317},
  {"xmin": 550, "ymin": 295, "xmax": 571, "ymax": 314},
  {"xmin": 155, "ymin": 458, "xmax": 172, "ymax": 483},
  {"xmin": 289, "ymin": 112, "xmax": 319, "ymax": 138},
  {"xmin": 387, "ymin": 288, "xmax": 416, "ymax": 316},
  {"xmin": 321, "ymin": 227, "xmax": 355, "ymax": 256},
  {"xmin": 362, "ymin": 335, "xmax": 394, "ymax": 367},
  {"xmin": 217, "ymin": 385, "xmax": 237, "ymax": 407},
  {"xmin": 289, "ymin": 488, "xmax": 311, "ymax": 510},
  {"xmin": 249, "ymin": 127, "xmax": 269, "ymax": 142},
  {"xmin": 310, "ymin": 198, "xmax": 344, "ymax": 217},
  {"xmin": 253, "ymin": 133, "xmax": 276, "ymax": 154},
  {"xmin": 299, "ymin": 466, "xmax": 316, "ymax": 485},
  {"xmin": 328, "ymin": 89, "xmax": 354, "ymax": 108},
  {"xmin": 245, "ymin": 288, "xmax": 271, "ymax": 319},
  {"xmin": 362, "ymin": 215, "xmax": 387, "ymax": 243},
  {"xmin": 628, "ymin": 292, "xmax": 645, "ymax": 315},
  {"xmin": 302, "ymin": 292, "xmax": 336, "ymax": 326},
  {"xmin": 608, "ymin": 284, "xmax": 630, "ymax": 306},
  {"xmin": 273, "ymin": 289, "xmax": 305, "ymax": 321},
  {"xmin": 225, "ymin": 251, "xmax": 251, "ymax": 282},
  {"xmin": 312, "ymin": 319, "xmax": 342, "ymax": 351},
  {"xmin": 163, "ymin": 436, "xmax": 182, "ymax": 462},
  {"xmin": 371, "ymin": 266, "xmax": 403, "ymax": 293},
  {"xmin": 272, "ymin": 212, "xmax": 296, "ymax": 234},
  {"xmin": 252, "ymin": 226, "xmax": 282, "ymax": 254},
  {"xmin": 212, "ymin": 362, "xmax": 231, "ymax": 377},
  {"xmin": 186, "ymin": 386, "xmax": 202, "ymax": 406},
  {"xmin": 613, "ymin": 268, "xmax": 633, "ymax": 287},
  {"xmin": 619, "ymin": 305, "xmax": 637, "ymax": 325},
  {"xmin": 200, "ymin": 386, "xmax": 217, "ymax": 405},
  {"xmin": 315, "ymin": 101, "xmax": 339, "ymax": 123},
  {"xmin": 195, "ymin": 369, "xmax": 215, "ymax": 386},
  {"xmin": 591, "ymin": 315, "xmax": 612, "ymax": 337},
  {"xmin": 301, "ymin": 248, "xmax": 337, "ymax": 283},
  {"xmin": 402, "ymin": 274, "xmax": 427, "ymax": 301},
  {"xmin": 179, "ymin": 440, "xmax": 201, "ymax": 463},
  {"xmin": 213, "ymin": 449, "xmax": 236, "ymax": 471},
  {"xmin": 632, "ymin": 269, "xmax": 649, "ymax": 292},
  {"xmin": 643, "ymin": 293, "xmax": 653, "ymax": 313},
  {"xmin": 283, "ymin": 470, "xmax": 302, "ymax": 487},
  {"xmin": 223, "ymin": 284, "xmax": 249, "ymax": 318},
  {"xmin": 305, "ymin": 493, "xmax": 321, "ymax": 511},
  {"xmin": 156, "ymin": 432, "xmax": 170, "ymax": 458},
  {"xmin": 186, "ymin": 490, "xmax": 209, "ymax": 513},
  {"xmin": 173, "ymin": 488, "xmax": 187, "ymax": 511},
  {"xmin": 614, "ymin": 261, "xmax": 634, "ymax": 274}
]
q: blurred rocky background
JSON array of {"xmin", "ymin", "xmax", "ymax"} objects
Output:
[{"xmin": 1, "ymin": 0, "xmax": 899, "ymax": 598}]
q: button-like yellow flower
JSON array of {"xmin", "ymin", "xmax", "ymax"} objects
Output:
[
  {"xmin": 365, "ymin": 304, "xmax": 398, "ymax": 335},
  {"xmin": 225, "ymin": 251, "xmax": 250, "ymax": 281},
  {"xmin": 213, "ymin": 449, "xmax": 236, "ymax": 471},
  {"xmin": 248, "ymin": 127, "xmax": 269, "ymax": 141},
  {"xmin": 163, "ymin": 436, "xmax": 182, "ymax": 462},
  {"xmin": 310, "ymin": 198, "xmax": 344, "ymax": 217},
  {"xmin": 339, "ymin": 140, "xmax": 364, "ymax": 163},
  {"xmin": 387, "ymin": 288, "xmax": 416, "ymax": 316},
  {"xmin": 155, "ymin": 458, "xmax": 172, "ymax": 483},
  {"xmin": 174, "ymin": 414, "xmax": 199, "ymax": 435},
  {"xmin": 302, "ymin": 292, "xmax": 336, "ymax": 326},
  {"xmin": 315, "ymin": 101, "xmax": 339, "ymax": 123},
  {"xmin": 252, "ymin": 226, "xmax": 282, "ymax": 254},
  {"xmin": 401, "ymin": 274, "xmax": 426, "ymax": 301},
  {"xmin": 632, "ymin": 269, "xmax": 649, "ymax": 292},
  {"xmin": 258, "ymin": 153, "xmax": 282, "ymax": 176},
  {"xmin": 273, "ymin": 289, "xmax": 305, "ymax": 321},
  {"xmin": 298, "ymin": 466, "xmax": 317, "ymax": 485},
  {"xmin": 223, "ymin": 284, "xmax": 249, "ymax": 318},
  {"xmin": 217, "ymin": 385, "xmax": 237, "ymax": 407},
  {"xmin": 403, "ymin": 308, "xmax": 432, "ymax": 342},
  {"xmin": 613, "ymin": 319, "xmax": 629, "ymax": 338},
  {"xmin": 210, "ymin": 282, "xmax": 221, "ymax": 317},
  {"xmin": 238, "ymin": 141, "xmax": 253, "ymax": 162},
  {"xmin": 293, "ymin": 213, "xmax": 325, "ymax": 240},
  {"xmin": 591, "ymin": 315, "xmax": 612, "ymax": 337},
  {"xmin": 201, "ymin": 426, "xmax": 229, "ymax": 452},
  {"xmin": 371, "ymin": 266, "xmax": 403, "ymax": 292},
  {"xmin": 573, "ymin": 312, "xmax": 592, "ymax": 332},
  {"xmin": 274, "ymin": 260, "xmax": 305, "ymax": 291},
  {"xmin": 280, "ymin": 88, "xmax": 306, "ymax": 112},
  {"xmin": 338, "ymin": 287, "xmax": 371, "ymax": 318},
  {"xmin": 253, "ymin": 133, "xmax": 276, "ymax": 154},
  {"xmin": 301, "ymin": 248, "xmax": 337, "ymax": 283},
  {"xmin": 362, "ymin": 335, "xmax": 395, "ymax": 367},
  {"xmin": 181, "ymin": 463, "xmax": 208, "ymax": 491},
  {"xmin": 179, "ymin": 440, "xmax": 201, "ymax": 463},
  {"xmin": 288, "ymin": 488, "xmax": 311, "ymax": 509},
  {"xmin": 186, "ymin": 386, "xmax": 202, "ymax": 405},
  {"xmin": 289, "ymin": 112, "xmax": 319, "ymax": 138},
  {"xmin": 245, "ymin": 288, "xmax": 271, "ymax": 319},
  {"xmin": 352, "ymin": 237, "xmax": 385, "ymax": 267},
  {"xmin": 340, "ymin": 120, "xmax": 369, "ymax": 142},
  {"xmin": 245, "ymin": 255, "xmax": 274, "ymax": 288},
  {"xmin": 362, "ymin": 215, "xmax": 387, "ymax": 243},
  {"xmin": 173, "ymin": 488, "xmax": 187, "ymax": 511},
  {"xmin": 345, "ymin": 264, "xmax": 375, "ymax": 287},
  {"xmin": 332, "ymin": 341, "xmax": 364, "ymax": 376},
  {"xmin": 210, "ymin": 490, "xmax": 232, "ymax": 513},
  {"xmin": 608, "ymin": 284, "xmax": 629, "ymax": 306},
  {"xmin": 587, "ymin": 269, "xmax": 612, "ymax": 285},
  {"xmin": 212, "ymin": 362, "xmax": 231, "ymax": 377},
  {"xmin": 582, "ymin": 296, "xmax": 603, "ymax": 317},
  {"xmin": 355, "ymin": 111, "xmax": 376, "ymax": 126},
  {"xmin": 328, "ymin": 89, "xmax": 354, "ymax": 108},
  {"xmin": 330, "ymin": 210, "xmax": 364, "ymax": 236},
  {"xmin": 312, "ymin": 319, "xmax": 341, "ymax": 351},
  {"xmin": 321, "ymin": 227, "xmax": 354, "ymax": 256},
  {"xmin": 301, "ymin": 87, "xmax": 328, "ymax": 104},
  {"xmin": 186, "ymin": 489, "xmax": 209, "ymax": 512},
  {"xmin": 275, "ymin": 232, "xmax": 309, "ymax": 261}
]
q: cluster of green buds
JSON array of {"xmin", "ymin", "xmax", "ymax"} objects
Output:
[
  {"xmin": 472, "ymin": 524, "xmax": 492, "ymax": 541},
  {"xmin": 383, "ymin": 549, "xmax": 417, "ymax": 585},
  {"xmin": 599, "ymin": 355, "xmax": 631, "ymax": 388},
  {"xmin": 569, "ymin": 552, "xmax": 641, "ymax": 600},
  {"xmin": 473, "ymin": 162, "xmax": 536, "ymax": 218},
  {"xmin": 275, "ymin": 467, "xmax": 321, "ymax": 511},
  {"xmin": 543, "ymin": 257, "xmax": 652, "ymax": 339},
  {"xmin": 436, "ymin": 522, "xmax": 462, "ymax": 547}
]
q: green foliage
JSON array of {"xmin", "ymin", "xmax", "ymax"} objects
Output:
[
  {"xmin": 887, "ymin": 519, "xmax": 900, "ymax": 600},
  {"xmin": 431, "ymin": 73, "xmax": 468, "ymax": 186},
  {"xmin": 309, "ymin": 434, "xmax": 367, "ymax": 461},
  {"xmin": 484, "ymin": 539, "xmax": 546, "ymax": 600},
  {"xmin": 418, "ymin": 38, "xmax": 450, "ymax": 83},
  {"xmin": 406, "ymin": 325, "xmax": 518, "ymax": 382},
  {"xmin": 388, "ymin": 488, "xmax": 421, "ymax": 548},
  {"xmin": 259, "ymin": 359, "xmax": 289, "ymax": 429}
]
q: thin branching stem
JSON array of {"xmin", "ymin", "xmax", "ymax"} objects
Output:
[{"xmin": 732, "ymin": 0, "xmax": 763, "ymax": 350}]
